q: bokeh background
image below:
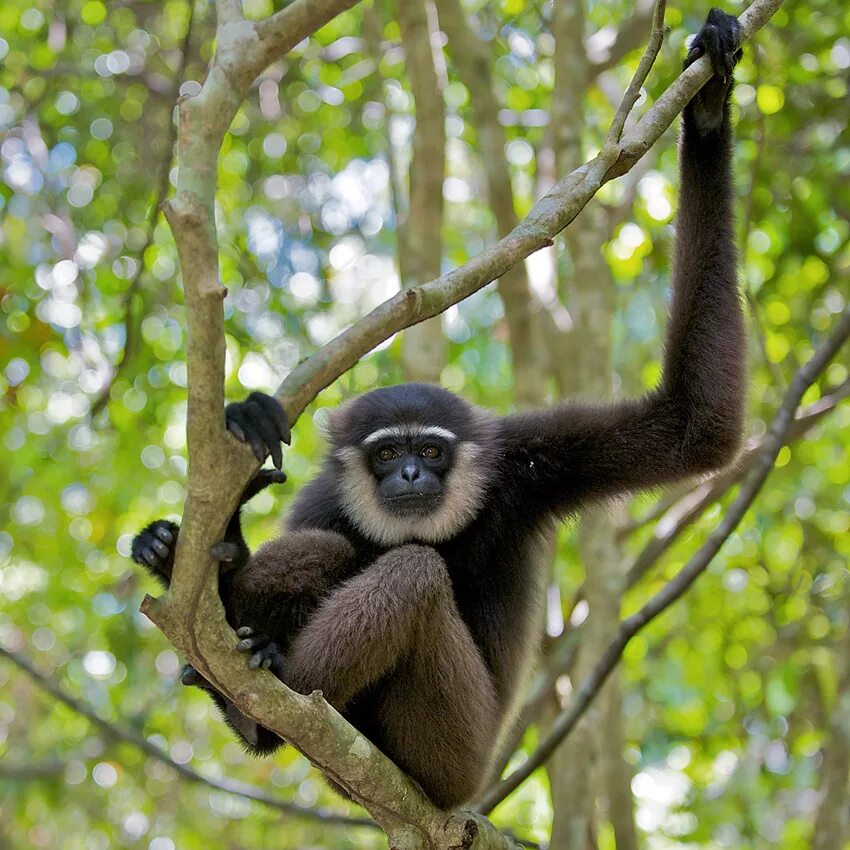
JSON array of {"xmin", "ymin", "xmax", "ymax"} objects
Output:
[{"xmin": 1, "ymin": 0, "xmax": 849, "ymax": 847}]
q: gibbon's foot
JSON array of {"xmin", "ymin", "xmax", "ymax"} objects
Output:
[
  {"xmin": 225, "ymin": 392, "xmax": 291, "ymax": 469},
  {"xmin": 180, "ymin": 663, "xmax": 207, "ymax": 688},
  {"xmin": 684, "ymin": 8, "xmax": 742, "ymax": 134},
  {"xmin": 131, "ymin": 519, "xmax": 179, "ymax": 572},
  {"xmin": 235, "ymin": 626, "xmax": 286, "ymax": 672}
]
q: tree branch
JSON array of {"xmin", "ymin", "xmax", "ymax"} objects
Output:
[
  {"xmin": 142, "ymin": 0, "xmax": 784, "ymax": 842},
  {"xmin": 0, "ymin": 644, "xmax": 376, "ymax": 829},
  {"xmin": 625, "ymin": 377, "xmax": 850, "ymax": 585},
  {"xmin": 550, "ymin": 0, "xmax": 640, "ymax": 843},
  {"xmin": 274, "ymin": 0, "xmax": 784, "ymax": 425},
  {"xmin": 475, "ymin": 305, "xmax": 850, "ymax": 814},
  {"xmin": 606, "ymin": 0, "xmax": 667, "ymax": 144},
  {"xmin": 252, "ymin": 0, "xmax": 363, "ymax": 78},
  {"xmin": 397, "ymin": 0, "xmax": 448, "ymax": 381}
]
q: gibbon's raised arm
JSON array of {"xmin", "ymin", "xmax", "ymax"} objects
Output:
[{"xmin": 504, "ymin": 11, "xmax": 747, "ymax": 517}]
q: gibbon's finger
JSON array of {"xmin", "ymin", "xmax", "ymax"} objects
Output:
[
  {"xmin": 252, "ymin": 392, "xmax": 291, "ymax": 446},
  {"xmin": 236, "ymin": 635, "xmax": 269, "ymax": 653},
  {"xmin": 247, "ymin": 644, "xmax": 280, "ymax": 670},
  {"xmin": 685, "ymin": 43, "xmax": 704, "ymax": 69},
  {"xmin": 239, "ymin": 468, "xmax": 287, "ymax": 505},
  {"xmin": 226, "ymin": 405, "xmax": 252, "ymax": 444},
  {"xmin": 252, "ymin": 643, "xmax": 283, "ymax": 671},
  {"xmin": 151, "ymin": 539, "xmax": 170, "ymax": 558},
  {"xmin": 243, "ymin": 398, "xmax": 281, "ymax": 469},
  {"xmin": 236, "ymin": 626, "xmax": 254, "ymax": 637},
  {"xmin": 700, "ymin": 25, "xmax": 726, "ymax": 78},
  {"xmin": 154, "ymin": 525, "xmax": 175, "ymax": 544},
  {"xmin": 229, "ymin": 408, "xmax": 265, "ymax": 461},
  {"xmin": 240, "ymin": 401, "xmax": 270, "ymax": 464},
  {"xmin": 142, "ymin": 548, "xmax": 161, "ymax": 568},
  {"xmin": 227, "ymin": 419, "xmax": 247, "ymax": 443},
  {"xmin": 251, "ymin": 404, "xmax": 284, "ymax": 470},
  {"xmin": 258, "ymin": 469, "xmax": 287, "ymax": 486}
]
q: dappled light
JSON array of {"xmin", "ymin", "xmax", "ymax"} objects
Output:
[{"xmin": 1, "ymin": 0, "xmax": 849, "ymax": 848}]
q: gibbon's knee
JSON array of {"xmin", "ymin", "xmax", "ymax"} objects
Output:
[
  {"xmin": 377, "ymin": 578, "xmax": 499, "ymax": 809},
  {"xmin": 282, "ymin": 545, "xmax": 453, "ymax": 706},
  {"xmin": 370, "ymin": 544, "xmax": 453, "ymax": 602}
]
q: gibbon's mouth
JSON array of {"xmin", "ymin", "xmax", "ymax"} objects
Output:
[{"xmin": 383, "ymin": 492, "xmax": 442, "ymax": 516}]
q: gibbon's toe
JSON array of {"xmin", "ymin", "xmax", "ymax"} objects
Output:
[
  {"xmin": 180, "ymin": 664, "xmax": 203, "ymax": 687},
  {"xmin": 234, "ymin": 627, "xmax": 284, "ymax": 671}
]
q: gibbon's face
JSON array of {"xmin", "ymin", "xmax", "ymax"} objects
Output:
[
  {"xmin": 364, "ymin": 426, "xmax": 456, "ymax": 517},
  {"xmin": 329, "ymin": 385, "xmax": 497, "ymax": 547}
]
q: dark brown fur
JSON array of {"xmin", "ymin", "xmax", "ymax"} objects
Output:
[{"xmin": 133, "ymin": 11, "xmax": 747, "ymax": 811}]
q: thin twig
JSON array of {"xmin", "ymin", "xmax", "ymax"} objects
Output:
[
  {"xmin": 606, "ymin": 0, "xmax": 667, "ymax": 144},
  {"xmin": 625, "ymin": 376, "xmax": 850, "ymax": 584},
  {"xmin": 738, "ymin": 47, "xmax": 786, "ymax": 388},
  {"xmin": 90, "ymin": 2, "xmax": 196, "ymax": 418},
  {"xmin": 475, "ymin": 306, "xmax": 850, "ymax": 814},
  {"xmin": 491, "ymin": 375, "xmax": 850, "ymax": 779},
  {"xmin": 275, "ymin": 0, "xmax": 785, "ymax": 424},
  {"xmin": 0, "ymin": 645, "xmax": 377, "ymax": 830}
]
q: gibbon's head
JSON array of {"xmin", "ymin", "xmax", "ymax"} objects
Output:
[{"xmin": 326, "ymin": 383, "xmax": 499, "ymax": 546}]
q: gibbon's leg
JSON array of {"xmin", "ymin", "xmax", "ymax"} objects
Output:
[
  {"xmin": 375, "ymin": 587, "xmax": 500, "ymax": 809},
  {"xmin": 240, "ymin": 545, "xmax": 499, "ymax": 809}
]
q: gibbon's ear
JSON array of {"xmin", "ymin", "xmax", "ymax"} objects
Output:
[{"xmin": 319, "ymin": 400, "xmax": 354, "ymax": 446}]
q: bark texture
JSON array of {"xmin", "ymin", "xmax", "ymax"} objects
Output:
[
  {"xmin": 548, "ymin": 1, "xmax": 638, "ymax": 847},
  {"xmin": 397, "ymin": 0, "xmax": 447, "ymax": 381},
  {"xmin": 435, "ymin": 0, "xmax": 545, "ymax": 406}
]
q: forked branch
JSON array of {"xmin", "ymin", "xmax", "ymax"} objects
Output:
[
  {"xmin": 475, "ymin": 306, "xmax": 850, "ymax": 814},
  {"xmin": 143, "ymin": 0, "xmax": 785, "ymax": 844}
]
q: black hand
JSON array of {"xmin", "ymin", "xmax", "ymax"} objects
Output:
[
  {"xmin": 684, "ymin": 8, "xmax": 742, "ymax": 78},
  {"xmin": 225, "ymin": 392, "xmax": 291, "ymax": 469},
  {"xmin": 684, "ymin": 8, "xmax": 743, "ymax": 135},
  {"xmin": 131, "ymin": 519, "xmax": 179, "ymax": 576}
]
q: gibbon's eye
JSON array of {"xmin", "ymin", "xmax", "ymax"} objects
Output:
[
  {"xmin": 377, "ymin": 447, "xmax": 397, "ymax": 462},
  {"xmin": 420, "ymin": 445, "xmax": 442, "ymax": 460}
]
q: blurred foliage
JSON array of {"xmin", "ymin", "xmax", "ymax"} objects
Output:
[{"xmin": 0, "ymin": 0, "xmax": 849, "ymax": 848}]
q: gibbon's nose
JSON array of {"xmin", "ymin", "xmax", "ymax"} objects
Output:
[{"xmin": 401, "ymin": 461, "xmax": 421, "ymax": 483}]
